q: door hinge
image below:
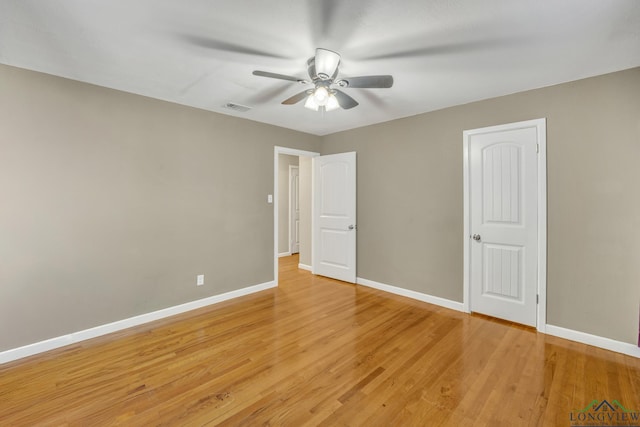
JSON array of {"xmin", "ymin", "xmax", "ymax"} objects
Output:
[
  {"xmin": 536, "ymin": 294, "xmax": 539, "ymax": 304},
  {"xmin": 536, "ymin": 143, "xmax": 540, "ymax": 153}
]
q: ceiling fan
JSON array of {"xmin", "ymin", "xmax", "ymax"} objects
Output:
[{"xmin": 252, "ymin": 48, "xmax": 393, "ymax": 112}]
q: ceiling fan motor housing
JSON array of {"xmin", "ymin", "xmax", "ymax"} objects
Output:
[{"xmin": 307, "ymin": 57, "xmax": 338, "ymax": 82}]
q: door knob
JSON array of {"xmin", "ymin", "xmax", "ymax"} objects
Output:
[
  {"xmin": 348, "ymin": 225, "xmax": 356, "ymax": 230},
  {"xmin": 472, "ymin": 234, "xmax": 481, "ymax": 241}
]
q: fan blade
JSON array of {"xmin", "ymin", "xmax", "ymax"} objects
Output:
[
  {"xmin": 339, "ymin": 75, "xmax": 394, "ymax": 88},
  {"xmin": 180, "ymin": 35, "xmax": 289, "ymax": 59},
  {"xmin": 358, "ymin": 38, "xmax": 520, "ymax": 61},
  {"xmin": 253, "ymin": 70, "xmax": 306, "ymax": 83},
  {"xmin": 314, "ymin": 48, "xmax": 341, "ymax": 79},
  {"xmin": 247, "ymin": 84, "xmax": 292, "ymax": 104},
  {"xmin": 282, "ymin": 90, "xmax": 311, "ymax": 105},
  {"xmin": 333, "ymin": 90, "xmax": 359, "ymax": 109},
  {"xmin": 307, "ymin": 1, "xmax": 360, "ymax": 50}
]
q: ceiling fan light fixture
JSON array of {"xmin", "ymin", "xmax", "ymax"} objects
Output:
[
  {"xmin": 304, "ymin": 95, "xmax": 319, "ymax": 111},
  {"xmin": 312, "ymin": 86, "xmax": 329, "ymax": 106},
  {"xmin": 325, "ymin": 94, "xmax": 340, "ymax": 112}
]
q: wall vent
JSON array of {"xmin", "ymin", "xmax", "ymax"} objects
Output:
[{"xmin": 222, "ymin": 102, "xmax": 251, "ymax": 113}]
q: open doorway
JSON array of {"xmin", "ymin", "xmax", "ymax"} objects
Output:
[
  {"xmin": 277, "ymin": 154, "xmax": 299, "ymax": 258},
  {"xmin": 274, "ymin": 147, "xmax": 319, "ymax": 285},
  {"xmin": 274, "ymin": 147, "xmax": 358, "ymax": 285}
]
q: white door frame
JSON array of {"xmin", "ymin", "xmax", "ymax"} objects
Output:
[
  {"xmin": 462, "ymin": 118, "xmax": 547, "ymax": 332},
  {"xmin": 288, "ymin": 165, "xmax": 300, "ymax": 255},
  {"xmin": 274, "ymin": 146, "xmax": 319, "ymax": 285}
]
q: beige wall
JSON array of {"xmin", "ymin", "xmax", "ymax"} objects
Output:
[
  {"xmin": 322, "ymin": 67, "xmax": 640, "ymax": 345},
  {"xmin": 0, "ymin": 64, "xmax": 321, "ymax": 351},
  {"xmin": 277, "ymin": 154, "xmax": 298, "ymax": 254},
  {"xmin": 2, "ymin": 62, "xmax": 638, "ymax": 352}
]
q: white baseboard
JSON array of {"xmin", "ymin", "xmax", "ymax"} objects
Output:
[
  {"xmin": 5, "ymin": 279, "xmax": 636, "ymax": 364},
  {"xmin": 278, "ymin": 252, "xmax": 291, "ymax": 258},
  {"xmin": 545, "ymin": 324, "xmax": 640, "ymax": 358},
  {"xmin": 356, "ymin": 277, "xmax": 639, "ymax": 359},
  {"xmin": 298, "ymin": 263, "xmax": 312, "ymax": 271},
  {"xmin": 356, "ymin": 277, "xmax": 465, "ymax": 312},
  {"xmin": 0, "ymin": 280, "xmax": 276, "ymax": 365}
]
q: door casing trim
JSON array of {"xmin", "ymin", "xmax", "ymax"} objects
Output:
[
  {"xmin": 462, "ymin": 118, "xmax": 547, "ymax": 332},
  {"xmin": 274, "ymin": 146, "xmax": 320, "ymax": 286}
]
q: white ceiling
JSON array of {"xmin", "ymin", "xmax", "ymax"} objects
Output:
[{"xmin": 1, "ymin": 0, "xmax": 639, "ymax": 136}]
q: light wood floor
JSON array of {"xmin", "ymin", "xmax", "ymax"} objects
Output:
[{"xmin": 1, "ymin": 255, "xmax": 639, "ymax": 426}]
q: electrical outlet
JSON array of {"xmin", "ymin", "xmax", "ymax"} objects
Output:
[{"xmin": 196, "ymin": 274, "xmax": 204, "ymax": 286}]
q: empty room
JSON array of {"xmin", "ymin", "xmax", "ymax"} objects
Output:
[{"xmin": 1, "ymin": 1, "xmax": 639, "ymax": 425}]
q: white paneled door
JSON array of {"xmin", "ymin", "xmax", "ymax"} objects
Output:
[
  {"xmin": 312, "ymin": 152, "xmax": 356, "ymax": 283},
  {"xmin": 467, "ymin": 121, "xmax": 543, "ymax": 327}
]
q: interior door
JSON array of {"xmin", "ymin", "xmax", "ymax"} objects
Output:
[
  {"xmin": 312, "ymin": 152, "xmax": 356, "ymax": 283},
  {"xmin": 289, "ymin": 166, "xmax": 300, "ymax": 254},
  {"xmin": 469, "ymin": 125, "xmax": 538, "ymax": 326}
]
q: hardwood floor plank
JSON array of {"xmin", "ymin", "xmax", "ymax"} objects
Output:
[{"xmin": 1, "ymin": 254, "xmax": 639, "ymax": 426}]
